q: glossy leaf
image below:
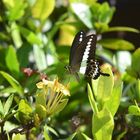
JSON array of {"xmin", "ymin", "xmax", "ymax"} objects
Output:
[
  {"xmin": 70, "ymin": 3, "xmax": 93, "ymax": 28},
  {"xmin": 20, "ymin": 27, "xmax": 42, "ymax": 45},
  {"xmin": 11, "ymin": 22, "xmax": 22, "ymax": 48},
  {"xmin": 5, "ymin": 45, "xmax": 20, "ymax": 76},
  {"xmin": 31, "ymin": 0, "xmax": 55, "ymax": 21},
  {"xmin": 98, "ymin": 39, "xmax": 135, "ymax": 50},
  {"xmin": 0, "ymin": 71, "xmax": 23, "ymax": 94},
  {"xmin": 33, "ymin": 45, "xmax": 47, "ymax": 70},
  {"xmin": 4, "ymin": 94, "xmax": 14, "ymax": 116}
]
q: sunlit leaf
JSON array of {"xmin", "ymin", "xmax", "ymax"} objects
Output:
[
  {"xmin": 33, "ymin": 45, "xmax": 47, "ymax": 70},
  {"xmin": 70, "ymin": 3, "xmax": 93, "ymax": 28},
  {"xmin": 4, "ymin": 94, "xmax": 14, "ymax": 116},
  {"xmin": 128, "ymin": 105, "xmax": 140, "ymax": 116},
  {"xmin": 5, "ymin": 45, "xmax": 20, "ymax": 76},
  {"xmin": 98, "ymin": 39, "xmax": 135, "ymax": 50},
  {"xmin": 3, "ymin": 0, "xmax": 27, "ymax": 21},
  {"xmin": 20, "ymin": 27, "xmax": 42, "ymax": 45},
  {"xmin": 10, "ymin": 22, "xmax": 22, "ymax": 48},
  {"xmin": 0, "ymin": 71, "xmax": 23, "ymax": 94},
  {"xmin": 92, "ymin": 65, "xmax": 114, "ymax": 109},
  {"xmin": 69, "ymin": 0, "xmax": 97, "ymax": 5},
  {"xmin": 92, "ymin": 108, "xmax": 114, "ymax": 140},
  {"xmin": 105, "ymin": 80, "xmax": 122, "ymax": 116},
  {"xmin": 31, "ymin": 0, "xmax": 55, "ymax": 21},
  {"xmin": 103, "ymin": 26, "xmax": 140, "ymax": 33},
  {"xmin": 98, "ymin": 2, "xmax": 115, "ymax": 24}
]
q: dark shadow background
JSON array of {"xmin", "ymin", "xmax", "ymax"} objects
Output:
[{"xmin": 100, "ymin": 0, "xmax": 140, "ymax": 48}]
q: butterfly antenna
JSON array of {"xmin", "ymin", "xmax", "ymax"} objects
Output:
[{"xmin": 100, "ymin": 72, "xmax": 110, "ymax": 77}]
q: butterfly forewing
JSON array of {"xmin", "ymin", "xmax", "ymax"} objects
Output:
[
  {"xmin": 70, "ymin": 34, "xmax": 97, "ymax": 73},
  {"xmin": 69, "ymin": 31, "xmax": 86, "ymax": 66}
]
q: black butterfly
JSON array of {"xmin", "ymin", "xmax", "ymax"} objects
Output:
[{"xmin": 65, "ymin": 30, "xmax": 109, "ymax": 81}]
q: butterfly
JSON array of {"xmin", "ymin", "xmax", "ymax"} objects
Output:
[{"xmin": 65, "ymin": 30, "xmax": 109, "ymax": 81}]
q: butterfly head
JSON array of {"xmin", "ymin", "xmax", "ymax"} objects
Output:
[{"xmin": 64, "ymin": 65, "xmax": 72, "ymax": 74}]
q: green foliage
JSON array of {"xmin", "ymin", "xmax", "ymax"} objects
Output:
[
  {"xmin": 88, "ymin": 66, "xmax": 122, "ymax": 140},
  {"xmin": 0, "ymin": 0, "xmax": 140, "ymax": 139}
]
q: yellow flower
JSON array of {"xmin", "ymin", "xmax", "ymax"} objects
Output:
[{"xmin": 36, "ymin": 78, "xmax": 70, "ymax": 117}]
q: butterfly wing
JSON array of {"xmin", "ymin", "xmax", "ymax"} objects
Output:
[
  {"xmin": 70, "ymin": 34, "xmax": 97, "ymax": 73},
  {"xmin": 69, "ymin": 31, "xmax": 86, "ymax": 66}
]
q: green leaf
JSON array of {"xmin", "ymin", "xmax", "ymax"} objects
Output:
[
  {"xmin": 4, "ymin": 94, "xmax": 14, "ymax": 116},
  {"xmin": 87, "ymin": 83, "xmax": 98, "ymax": 114},
  {"xmin": 17, "ymin": 43, "xmax": 32, "ymax": 67},
  {"xmin": 20, "ymin": 27, "xmax": 42, "ymax": 45},
  {"xmin": 36, "ymin": 104, "xmax": 47, "ymax": 119},
  {"xmin": 69, "ymin": 0, "xmax": 97, "ymax": 5},
  {"xmin": 0, "ymin": 71, "xmax": 23, "ymax": 94},
  {"xmin": 10, "ymin": 22, "xmax": 22, "ymax": 48},
  {"xmin": 3, "ymin": 0, "xmax": 27, "ymax": 21},
  {"xmin": 51, "ymin": 99, "xmax": 69, "ymax": 114},
  {"xmin": 12, "ymin": 133, "xmax": 26, "ymax": 140},
  {"xmin": 128, "ymin": 105, "xmax": 140, "ymax": 116},
  {"xmin": 67, "ymin": 132, "xmax": 77, "ymax": 140},
  {"xmin": 105, "ymin": 80, "xmax": 123, "ymax": 116},
  {"xmin": 92, "ymin": 66, "xmax": 114, "ymax": 109},
  {"xmin": 16, "ymin": 99, "xmax": 32, "ymax": 123},
  {"xmin": 70, "ymin": 3, "xmax": 93, "ymax": 28},
  {"xmin": 33, "ymin": 45, "xmax": 47, "ymax": 71},
  {"xmin": 92, "ymin": 108, "xmax": 114, "ymax": 140},
  {"xmin": 0, "ymin": 100, "xmax": 4, "ymax": 117},
  {"xmin": 18, "ymin": 99, "xmax": 32, "ymax": 114},
  {"xmin": 103, "ymin": 26, "xmax": 140, "ymax": 33},
  {"xmin": 98, "ymin": 2, "xmax": 115, "ymax": 24},
  {"xmin": 5, "ymin": 45, "xmax": 20, "ymax": 76},
  {"xmin": 44, "ymin": 125, "xmax": 59, "ymax": 137},
  {"xmin": 126, "ymin": 48, "xmax": 140, "ymax": 78},
  {"xmin": 81, "ymin": 133, "xmax": 92, "ymax": 140},
  {"xmin": 36, "ymin": 90, "xmax": 47, "ymax": 108},
  {"xmin": 98, "ymin": 39, "xmax": 135, "ymax": 50},
  {"xmin": 31, "ymin": 0, "xmax": 55, "ymax": 21}
]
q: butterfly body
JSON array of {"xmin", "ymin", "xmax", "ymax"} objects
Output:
[{"xmin": 66, "ymin": 30, "xmax": 109, "ymax": 81}]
